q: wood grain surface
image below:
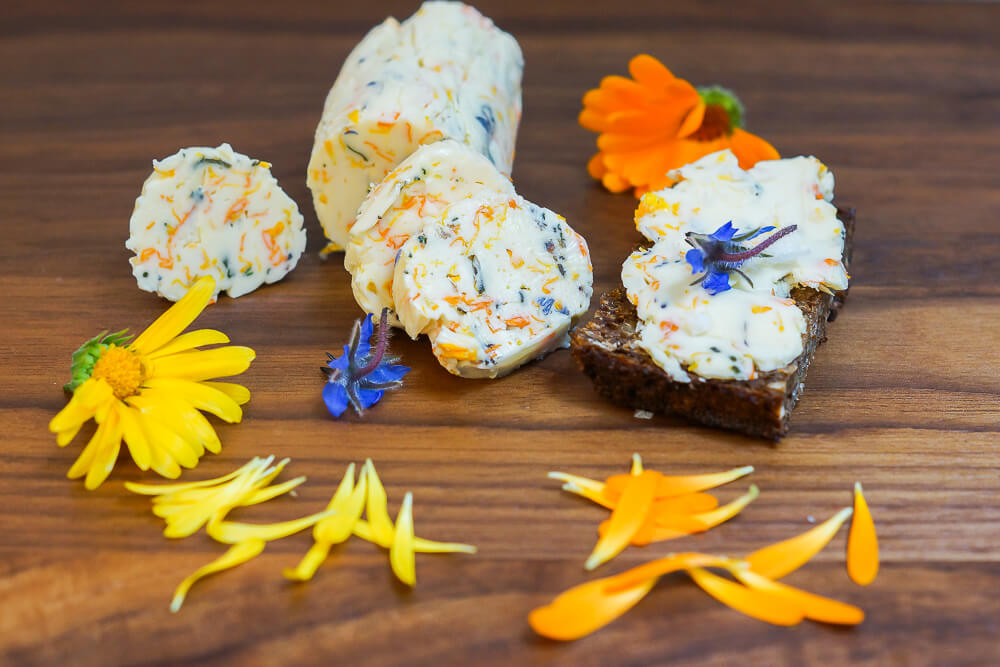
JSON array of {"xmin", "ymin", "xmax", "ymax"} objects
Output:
[{"xmin": 2, "ymin": 1, "xmax": 999, "ymax": 665}]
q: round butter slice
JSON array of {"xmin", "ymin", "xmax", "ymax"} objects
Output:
[
  {"xmin": 392, "ymin": 193, "xmax": 593, "ymax": 378},
  {"xmin": 126, "ymin": 143, "xmax": 306, "ymax": 301},
  {"xmin": 345, "ymin": 140, "xmax": 514, "ymax": 324}
]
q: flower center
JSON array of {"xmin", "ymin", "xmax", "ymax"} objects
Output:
[
  {"xmin": 91, "ymin": 345, "xmax": 144, "ymax": 399},
  {"xmin": 690, "ymin": 105, "xmax": 732, "ymax": 142}
]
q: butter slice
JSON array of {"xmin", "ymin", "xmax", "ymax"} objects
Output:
[
  {"xmin": 345, "ymin": 140, "xmax": 514, "ymax": 324},
  {"xmin": 126, "ymin": 143, "xmax": 306, "ymax": 301},
  {"xmin": 392, "ymin": 193, "xmax": 593, "ymax": 378}
]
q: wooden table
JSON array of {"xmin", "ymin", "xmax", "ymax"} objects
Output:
[{"xmin": 2, "ymin": 1, "xmax": 998, "ymax": 664}]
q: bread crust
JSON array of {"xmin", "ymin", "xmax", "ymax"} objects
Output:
[{"xmin": 570, "ymin": 207, "xmax": 855, "ymax": 440}]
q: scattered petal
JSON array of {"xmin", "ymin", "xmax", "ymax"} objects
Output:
[
  {"xmin": 364, "ymin": 459, "xmax": 396, "ymax": 547},
  {"xmin": 528, "ymin": 575, "xmax": 657, "ymax": 641},
  {"xmin": 585, "ymin": 470, "xmax": 659, "ymax": 570},
  {"xmin": 745, "ymin": 507, "xmax": 853, "ymax": 579},
  {"xmin": 847, "ymin": 482, "xmax": 879, "ymax": 586},
  {"xmin": 207, "ymin": 509, "xmax": 336, "ymax": 544},
  {"xmin": 390, "ymin": 492, "xmax": 416, "ymax": 586},
  {"xmin": 170, "ymin": 538, "xmax": 266, "ymax": 613},
  {"xmin": 686, "ymin": 567, "xmax": 804, "ymax": 626},
  {"xmin": 604, "ymin": 465, "xmax": 753, "ymax": 500},
  {"xmin": 733, "ymin": 569, "xmax": 864, "ymax": 625}
]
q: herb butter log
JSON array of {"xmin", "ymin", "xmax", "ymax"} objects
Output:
[
  {"xmin": 393, "ymin": 193, "xmax": 594, "ymax": 378},
  {"xmin": 126, "ymin": 143, "xmax": 306, "ymax": 301},
  {"xmin": 307, "ymin": 1, "xmax": 523, "ymax": 251},
  {"xmin": 345, "ymin": 140, "xmax": 515, "ymax": 326},
  {"xmin": 572, "ymin": 150, "xmax": 853, "ymax": 439}
]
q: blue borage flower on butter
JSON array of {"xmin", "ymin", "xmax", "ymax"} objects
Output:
[
  {"xmin": 323, "ymin": 308, "xmax": 409, "ymax": 417},
  {"xmin": 684, "ymin": 222, "xmax": 797, "ymax": 295}
]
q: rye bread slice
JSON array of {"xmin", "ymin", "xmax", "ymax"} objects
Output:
[{"xmin": 570, "ymin": 207, "xmax": 855, "ymax": 441}]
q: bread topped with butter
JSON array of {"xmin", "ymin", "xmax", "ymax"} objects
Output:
[{"xmin": 571, "ymin": 149, "xmax": 853, "ymax": 439}]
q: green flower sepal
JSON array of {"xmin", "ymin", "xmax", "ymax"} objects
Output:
[
  {"xmin": 64, "ymin": 329, "xmax": 133, "ymax": 394},
  {"xmin": 697, "ymin": 86, "xmax": 745, "ymax": 133}
]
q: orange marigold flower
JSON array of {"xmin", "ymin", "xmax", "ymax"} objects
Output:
[{"xmin": 580, "ymin": 54, "xmax": 780, "ymax": 196}]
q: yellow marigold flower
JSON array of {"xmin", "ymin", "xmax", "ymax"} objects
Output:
[
  {"xmin": 49, "ymin": 276, "xmax": 255, "ymax": 489},
  {"xmin": 580, "ymin": 54, "xmax": 779, "ymax": 197}
]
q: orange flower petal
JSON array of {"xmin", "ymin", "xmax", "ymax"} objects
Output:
[
  {"xmin": 586, "ymin": 152, "xmax": 608, "ymax": 180},
  {"xmin": 728, "ymin": 127, "xmax": 780, "ymax": 168},
  {"xmin": 597, "ymin": 131, "xmax": 669, "ymax": 153},
  {"xmin": 847, "ymin": 482, "xmax": 879, "ymax": 586},
  {"xmin": 602, "ymin": 552, "xmax": 733, "ymax": 593},
  {"xmin": 744, "ymin": 507, "xmax": 853, "ymax": 579},
  {"xmin": 628, "ymin": 54, "xmax": 677, "ymax": 87},
  {"xmin": 676, "ymin": 101, "xmax": 706, "ymax": 139},
  {"xmin": 528, "ymin": 575, "xmax": 657, "ymax": 641},
  {"xmin": 599, "ymin": 75, "xmax": 651, "ymax": 102},
  {"xmin": 601, "ymin": 171, "xmax": 632, "ymax": 194},
  {"xmin": 733, "ymin": 569, "xmax": 865, "ymax": 625},
  {"xmin": 578, "ymin": 108, "xmax": 609, "ymax": 133},
  {"xmin": 585, "ymin": 470, "xmax": 659, "ymax": 570},
  {"xmin": 604, "ymin": 465, "xmax": 753, "ymax": 501},
  {"xmin": 686, "ymin": 567, "xmax": 804, "ymax": 626},
  {"xmin": 655, "ymin": 493, "xmax": 718, "ymax": 515}
]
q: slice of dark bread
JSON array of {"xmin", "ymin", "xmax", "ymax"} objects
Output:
[{"xmin": 570, "ymin": 207, "xmax": 855, "ymax": 441}]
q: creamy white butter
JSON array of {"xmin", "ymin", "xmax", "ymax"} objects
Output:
[
  {"xmin": 624, "ymin": 149, "xmax": 848, "ymax": 383},
  {"xmin": 126, "ymin": 143, "xmax": 306, "ymax": 301},
  {"xmin": 345, "ymin": 140, "xmax": 514, "ymax": 324},
  {"xmin": 307, "ymin": 1, "xmax": 523, "ymax": 249},
  {"xmin": 392, "ymin": 193, "xmax": 593, "ymax": 378}
]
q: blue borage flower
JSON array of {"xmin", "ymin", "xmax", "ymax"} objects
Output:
[
  {"xmin": 323, "ymin": 309, "xmax": 409, "ymax": 418},
  {"xmin": 684, "ymin": 221, "xmax": 797, "ymax": 295}
]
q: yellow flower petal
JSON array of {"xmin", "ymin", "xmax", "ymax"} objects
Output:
[
  {"xmin": 81, "ymin": 404, "xmax": 123, "ymax": 489},
  {"xmin": 201, "ymin": 381, "xmax": 251, "ymax": 406},
  {"xmin": 150, "ymin": 346, "xmax": 256, "ymax": 383},
  {"xmin": 528, "ymin": 574, "xmax": 657, "ymax": 641},
  {"xmin": 130, "ymin": 389, "xmax": 221, "ymax": 454},
  {"xmin": 136, "ymin": 411, "xmax": 203, "ymax": 468},
  {"xmin": 352, "ymin": 520, "xmax": 476, "ymax": 554},
  {"xmin": 125, "ymin": 458, "xmax": 256, "ymax": 495},
  {"xmin": 146, "ymin": 329, "xmax": 230, "ymax": 359},
  {"xmin": 56, "ymin": 422, "xmax": 84, "ymax": 447},
  {"xmin": 131, "ymin": 276, "xmax": 216, "ymax": 356},
  {"xmin": 49, "ymin": 378, "xmax": 112, "ymax": 435},
  {"xmin": 170, "ymin": 538, "xmax": 265, "ymax": 613},
  {"xmin": 66, "ymin": 405, "xmax": 115, "ymax": 480},
  {"xmin": 733, "ymin": 569, "xmax": 864, "ymax": 625},
  {"xmin": 117, "ymin": 404, "xmax": 152, "ymax": 471},
  {"xmin": 847, "ymin": 482, "xmax": 879, "ymax": 586},
  {"xmin": 207, "ymin": 509, "xmax": 337, "ymax": 545},
  {"xmin": 585, "ymin": 470, "xmax": 658, "ymax": 570},
  {"xmin": 390, "ymin": 492, "xmax": 416, "ymax": 586},
  {"xmin": 686, "ymin": 567, "xmax": 804, "ymax": 626},
  {"xmin": 283, "ymin": 540, "xmax": 334, "ymax": 582},
  {"xmin": 242, "ymin": 476, "xmax": 307, "ymax": 506},
  {"xmin": 142, "ymin": 378, "xmax": 245, "ymax": 423},
  {"xmin": 315, "ymin": 468, "xmax": 367, "ymax": 543},
  {"xmin": 744, "ymin": 507, "xmax": 853, "ymax": 580},
  {"xmin": 325, "ymin": 462, "xmax": 356, "ymax": 511},
  {"xmin": 364, "ymin": 459, "xmax": 395, "ymax": 547}
]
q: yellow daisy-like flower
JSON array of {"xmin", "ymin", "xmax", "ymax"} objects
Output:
[{"xmin": 49, "ymin": 276, "xmax": 255, "ymax": 489}]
